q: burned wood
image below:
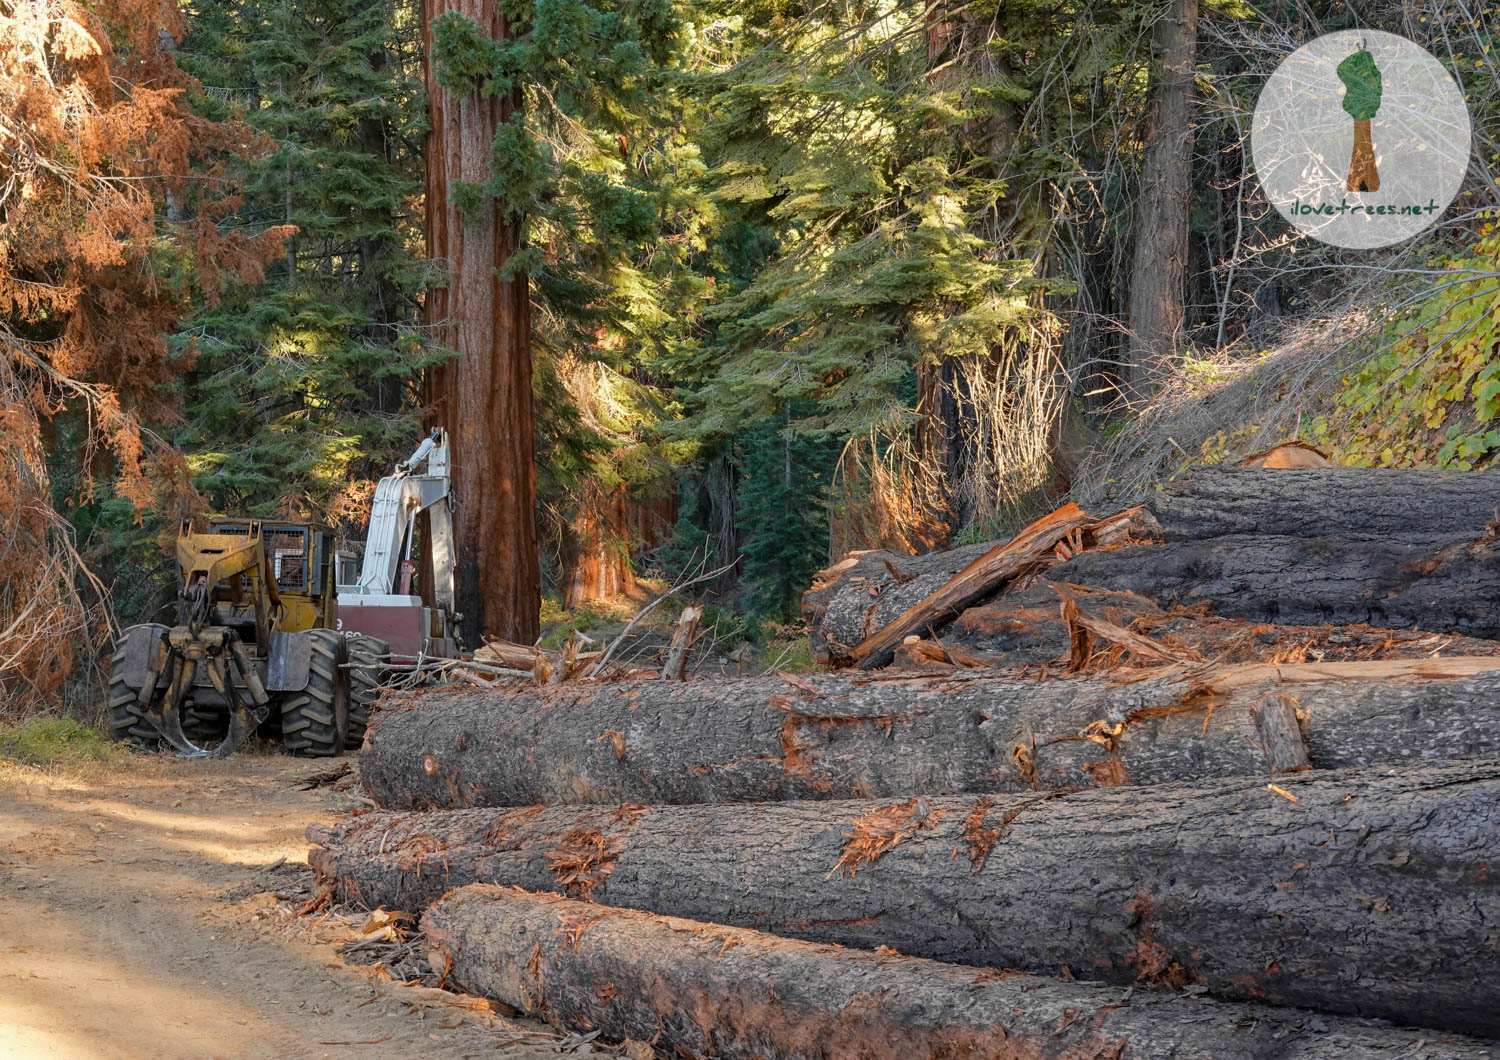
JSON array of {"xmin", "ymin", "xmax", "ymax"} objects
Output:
[
  {"xmin": 422, "ymin": 885, "xmax": 1495, "ymax": 1060},
  {"xmin": 313, "ymin": 759, "xmax": 1500, "ymax": 1035}
]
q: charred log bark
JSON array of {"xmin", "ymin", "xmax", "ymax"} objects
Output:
[
  {"xmin": 810, "ymin": 534, "xmax": 1500, "ymax": 665},
  {"xmin": 1144, "ymin": 467, "xmax": 1500, "ymax": 541},
  {"xmin": 424, "ymin": 885, "xmax": 1495, "ymax": 1060},
  {"xmin": 359, "ymin": 661, "xmax": 1500, "ymax": 810},
  {"xmin": 312, "ymin": 759, "xmax": 1500, "ymax": 1034}
]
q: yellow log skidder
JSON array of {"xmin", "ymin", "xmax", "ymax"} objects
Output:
[{"xmin": 109, "ymin": 430, "xmax": 460, "ymax": 758}]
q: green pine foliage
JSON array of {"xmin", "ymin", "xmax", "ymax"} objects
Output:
[
  {"xmin": 736, "ymin": 406, "xmax": 839, "ymax": 622},
  {"xmin": 172, "ymin": 0, "xmax": 440, "ymax": 521}
]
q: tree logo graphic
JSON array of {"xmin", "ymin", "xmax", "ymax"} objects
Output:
[
  {"xmin": 1251, "ymin": 31, "xmax": 1470, "ymax": 249},
  {"xmin": 1337, "ymin": 45, "xmax": 1382, "ymax": 192}
]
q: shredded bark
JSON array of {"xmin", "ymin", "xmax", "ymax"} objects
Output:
[
  {"xmin": 545, "ymin": 827, "xmax": 621, "ymax": 899},
  {"xmin": 597, "ymin": 730, "xmax": 627, "ymax": 760},
  {"xmin": 1125, "ymin": 893, "xmax": 1198, "ymax": 989},
  {"xmin": 960, "ymin": 797, "xmax": 1002, "ymax": 870},
  {"xmin": 831, "ymin": 798, "xmax": 946, "ymax": 877}
]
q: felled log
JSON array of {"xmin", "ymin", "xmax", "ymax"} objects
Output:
[
  {"xmin": 943, "ymin": 583, "xmax": 1500, "ymax": 669},
  {"xmin": 845, "ymin": 504, "xmax": 1152, "ymax": 669},
  {"xmin": 1145, "ymin": 465, "xmax": 1500, "ymax": 540},
  {"xmin": 812, "ymin": 531, "xmax": 1500, "ymax": 664},
  {"xmin": 360, "ymin": 657, "xmax": 1500, "ymax": 809},
  {"xmin": 423, "ymin": 886, "xmax": 1495, "ymax": 1060},
  {"xmin": 312, "ymin": 759, "xmax": 1500, "ymax": 1034},
  {"xmin": 1047, "ymin": 532, "xmax": 1500, "ymax": 635},
  {"xmin": 805, "ymin": 467, "xmax": 1500, "ymax": 664}
]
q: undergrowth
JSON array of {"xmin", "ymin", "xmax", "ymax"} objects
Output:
[{"xmin": 1305, "ymin": 226, "xmax": 1500, "ymax": 469}]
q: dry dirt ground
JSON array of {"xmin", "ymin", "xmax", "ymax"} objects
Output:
[{"xmin": 0, "ymin": 751, "xmax": 620, "ymax": 1060}]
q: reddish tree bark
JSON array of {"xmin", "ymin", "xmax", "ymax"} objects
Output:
[
  {"xmin": 421, "ymin": 0, "xmax": 540, "ymax": 645},
  {"xmin": 1125, "ymin": 0, "xmax": 1199, "ymax": 398}
]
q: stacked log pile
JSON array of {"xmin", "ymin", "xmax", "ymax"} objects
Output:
[
  {"xmin": 313, "ymin": 464, "xmax": 1500, "ymax": 1058},
  {"xmin": 803, "ymin": 465, "xmax": 1500, "ymax": 667}
]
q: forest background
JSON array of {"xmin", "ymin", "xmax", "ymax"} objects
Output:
[{"xmin": 3, "ymin": 0, "xmax": 1500, "ymax": 713}]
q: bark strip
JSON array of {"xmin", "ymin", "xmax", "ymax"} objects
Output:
[
  {"xmin": 313, "ymin": 759, "xmax": 1500, "ymax": 1035},
  {"xmin": 360, "ymin": 660, "xmax": 1500, "ymax": 809},
  {"xmin": 424, "ymin": 885, "xmax": 1496, "ymax": 1060}
]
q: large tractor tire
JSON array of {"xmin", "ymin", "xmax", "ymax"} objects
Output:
[
  {"xmin": 345, "ymin": 635, "xmax": 388, "ymax": 750},
  {"xmin": 280, "ymin": 629, "xmax": 349, "ymax": 757},
  {"xmin": 109, "ymin": 623, "xmax": 166, "ymax": 749}
]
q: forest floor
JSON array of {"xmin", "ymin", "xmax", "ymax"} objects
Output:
[{"xmin": 0, "ymin": 748, "xmax": 622, "ymax": 1060}]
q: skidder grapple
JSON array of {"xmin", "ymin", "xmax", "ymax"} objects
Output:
[{"xmin": 109, "ymin": 519, "xmax": 384, "ymax": 758}]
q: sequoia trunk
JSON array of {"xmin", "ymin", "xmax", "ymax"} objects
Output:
[
  {"xmin": 312, "ymin": 759, "xmax": 1500, "ymax": 1035},
  {"xmin": 421, "ymin": 0, "xmax": 539, "ymax": 646}
]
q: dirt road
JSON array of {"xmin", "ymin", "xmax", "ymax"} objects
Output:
[{"xmin": 0, "ymin": 752, "xmax": 595, "ymax": 1060}]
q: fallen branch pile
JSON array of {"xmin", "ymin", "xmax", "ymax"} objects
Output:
[{"xmin": 313, "ymin": 463, "xmax": 1500, "ymax": 1055}]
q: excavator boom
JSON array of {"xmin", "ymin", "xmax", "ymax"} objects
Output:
[{"xmin": 336, "ymin": 428, "xmax": 459, "ymax": 658}]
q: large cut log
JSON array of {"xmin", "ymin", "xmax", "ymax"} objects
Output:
[
  {"xmin": 811, "ymin": 531, "xmax": 1500, "ymax": 664},
  {"xmin": 805, "ymin": 467, "xmax": 1500, "ymax": 664},
  {"xmin": 312, "ymin": 759, "xmax": 1500, "ymax": 1034},
  {"xmin": 360, "ymin": 658, "xmax": 1500, "ymax": 809},
  {"xmin": 1047, "ymin": 532, "xmax": 1500, "ymax": 635},
  {"xmin": 943, "ymin": 583, "xmax": 1500, "ymax": 669},
  {"xmin": 424, "ymin": 885, "xmax": 1495, "ymax": 1060},
  {"xmin": 1143, "ymin": 466, "xmax": 1500, "ymax": 541}
]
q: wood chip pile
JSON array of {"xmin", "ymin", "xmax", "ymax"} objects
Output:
[{"xmin": 311, "ymin": 461, "xmax": 1500, "ymax": 1059}]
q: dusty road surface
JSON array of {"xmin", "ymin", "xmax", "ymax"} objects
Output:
[{"xmin": 0, "ymin": 750, "xmax": 608, "ymax": 1060}]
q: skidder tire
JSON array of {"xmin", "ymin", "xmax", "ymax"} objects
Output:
[
  {"xmin": 109, "ymin": 623, "xmax": 166, "ymax": 750},
  {"xmin": 345, "ymin": 635, "xmax": 388, "ymax": 749},
  {"xmin": 281, "ymin": 629, "xmax": 349, "ymax": 757}
]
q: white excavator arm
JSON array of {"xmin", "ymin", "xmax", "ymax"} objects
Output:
[
  {"xmin": 353, "ymin": 428, "xmax": 455, "ymax": 612},
  {"xmin": 336, "ymin": 428, "xmax": 460, "ymax": 658}
]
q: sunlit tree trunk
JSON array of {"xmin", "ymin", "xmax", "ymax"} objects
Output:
[
  {"xmin": 421, "ymin": 0, "xmax": 540, "ymax": 645},
  {"xmin": 564, "ymin": 482, "xmax": 635, "ymax": 608},
  {"xmin": 1126, "ymin": 0, "xmax": 1199, "ymax": 399}
]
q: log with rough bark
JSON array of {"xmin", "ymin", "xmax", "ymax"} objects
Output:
[
  {"xmin": 360, "ymin": 658, "xmax": 1500, "ymax": 809},
  {"xmin": 424, "ymin": 885, "xmax": 1496, "ymax": 1060},
  {"xmin": 310, "ymin": 761, "xmax": 1500, "ymax": 1037},
  {"xmin": 311, "ymin": 760, "xmax": 1500, "ymax": 1034},
  {"xmin": 943, "ymin": 583, "xmax": 1500, "ymax": 669},
  {"xmin": 1047, "ymin": 532, "xmax": 1500, "ymax": 635},
  {"xmin": 805, "ymin": 467, "xmax": 1500, "ymax": 664}
]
